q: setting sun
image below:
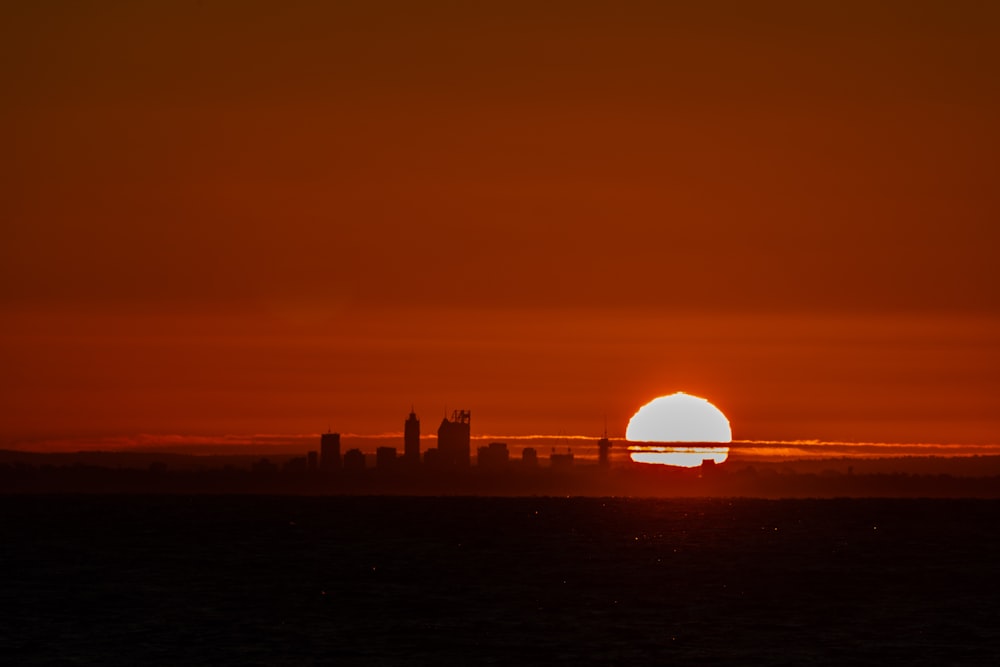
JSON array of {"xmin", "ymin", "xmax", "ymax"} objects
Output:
[{"xmin": 626, "ymin": 393, "xmax": 732, "ymax": 467}]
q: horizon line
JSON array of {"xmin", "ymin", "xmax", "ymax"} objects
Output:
[{"xmin": 4, "ymin": 432, "xmax": 1000, "ymax": 455}]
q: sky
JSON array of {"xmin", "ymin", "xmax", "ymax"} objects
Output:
[{"xmin": 2, "ymin": 1, "xmax": 999, "ymax": 451}]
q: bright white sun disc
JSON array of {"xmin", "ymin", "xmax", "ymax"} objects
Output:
[{"xmin": 626, "ymin": 392, "xmax": 732, "ymax": 443}]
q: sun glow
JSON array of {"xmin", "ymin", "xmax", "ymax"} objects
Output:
[{"xmin": 626, "ymin": 392, "xmax": 732, "ymax": 467}]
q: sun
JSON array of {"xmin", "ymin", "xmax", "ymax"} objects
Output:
[
  {"xmin": 626, "ymin": 392, "xmax": 732, "ymax": 467},
  {"xmin": 626, "ymin": 392, "xmax": 732, "ymax": 443}
]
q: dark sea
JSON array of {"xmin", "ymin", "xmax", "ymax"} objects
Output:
[{"xmin": 2, "ymin": 496, "xmax": 998, "ymax": 666}]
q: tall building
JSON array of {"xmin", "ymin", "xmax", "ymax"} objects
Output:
[
  {"xmin": 320, "ymin": 432, "xmax": 341, "ymax": 472},
  {"xmin": 404, "ymin": 409, "xmax": 420, "ymax": 465},
  {"xmin": 437, "ymin": 409, "xmax": 471, "ymax": 467},
  {"xmin": 598, "ymin": 431, "xmax": 613, "ymax": 468}
]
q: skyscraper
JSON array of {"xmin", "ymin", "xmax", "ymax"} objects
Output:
[
  {"xmin": 437, "ymin": 409, "xmax": 471, "ymax": 467},
  {"xmin": 320, "ymin": 432, "xmax": 341, "ymax": 472},
  {"xmin": 404, "ymin": 409, "xmax": 420, "ymax": 465},
  {"xmin": 598, "ymin": 431, "xmax": 613, "ymax": 468}
]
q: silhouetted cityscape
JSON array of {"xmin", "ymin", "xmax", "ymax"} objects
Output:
[
  {"xmin": 3, "ymin": 406, "xmax": 1000, "ymax": 497},
  {"xmin": 307, "ymin": 408, "xmax": 607, "ymax": 475}
]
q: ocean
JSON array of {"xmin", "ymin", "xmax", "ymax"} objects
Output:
[{"xmin": 2, "ymin": 496, "xmax": 998, "ymax": 665}]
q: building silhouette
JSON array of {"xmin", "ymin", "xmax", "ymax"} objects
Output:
[
  {"xmin": 404, "ymin": 409, "xmax": 420, "ymax": 465},
  {"xmin": 343, "ymin": 448, "xmax": 365, "ymax": 473},
  {"xmin": 477, "ymin": 442, "xmax": 509, "ymax": 470},
  {"xmin": 423, "ymin": 448, "xmax": 441, "ymax": 467},
  {"xmin": 551, "ymin": 448, "xmax": 574, "ymax": 470},
  {"xmin": 522, "ymin": 447, "xmax": 538, "ymax": 467},
  {"xmin": 376, "ymin": 446, "xmax": 397, "ymax": 471},
  {"xmin": 284, "ymin": 457, "xmax": 308, "ymax": 473},
  {"xmin": 598, "ymin": 432, "xmax": 613, "ymax": 468},
  {"xmin": 321, "ymin": 432, "xmax": 341, "ymax": 472},
  {"xmin": 252, "ymin": 458, "xmax": 277, "ymax": 475},
  {"xmin": 437, "ymin": 409, "xmax": 471, "ymax": 467}
]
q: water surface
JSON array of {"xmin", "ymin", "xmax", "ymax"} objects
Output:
[{"xmin": 2, "ymin": 496, "xmax": 998, "ymax": 665}]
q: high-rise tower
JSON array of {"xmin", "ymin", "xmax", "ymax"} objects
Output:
[
  {"xmin": 437, "ymin": 409, "xmax": 471, "ymax": 467},
  {"xmin": 404, "ymin": 408, "xmax": 420, "ymax": 465},
  {"xmin": 598, "ymin": 429, "xmax": 613, "ymax": 468},
  {"xmin": 320, "ymin": 432, "xmax": 341, "ymax": 472}
]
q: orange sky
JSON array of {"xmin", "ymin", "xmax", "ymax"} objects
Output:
[{"xmin": 2, "ymin": 1, "xmax": 998, "ymax": 451}]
